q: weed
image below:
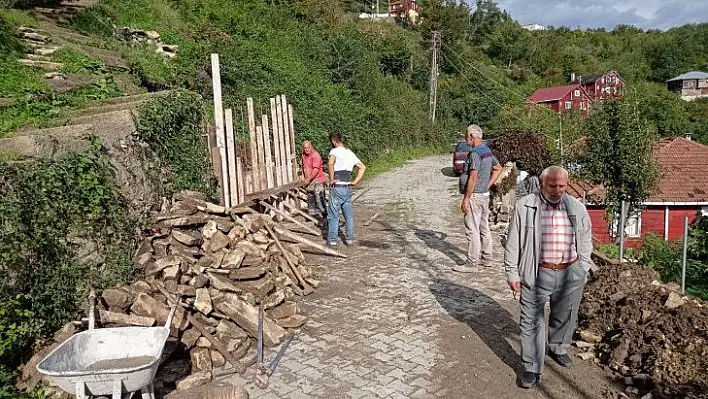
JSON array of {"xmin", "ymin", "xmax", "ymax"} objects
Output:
[{"xmin": 52, "ymin": 48, "xmax": 109, "ymax": 75}]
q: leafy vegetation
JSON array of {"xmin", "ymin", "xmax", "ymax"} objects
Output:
[
  {"xmin": 0, "ymin": 137, "xmax": 140, "ymax": 396},
  {"xmin": 134, "ymin": 89, "xmax": 217, "ymax": 199},
  {"xmin": 52, "ymin": 48, "xmax": 110, "ymax": 75}
]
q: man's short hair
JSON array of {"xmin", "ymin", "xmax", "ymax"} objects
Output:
[
  {"xmin": 540, "ymin": 166, "xmax": 569, "ymax": 182},
  {"xmin": 329, "ymin": 131, "xmax": 343, "ymax": 143},
  {"xmin": 466, "ymin": 124, "xmax": 483, "ymax": 139}
]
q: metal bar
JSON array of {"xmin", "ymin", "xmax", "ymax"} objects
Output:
[
  {"xmin": 682, "ymin": 216, "xmax": 689, "ymax": 294},
  {"xmin": 618, "ymin": 200, "xmax": 626, "ymax": 262},
  {"xmin": 257, "ymin": 303, "xmax": 264, "ymax": 369},
  {"xmin": 266, "ymin": 333, "xmax": 295, "ymax": 376}
]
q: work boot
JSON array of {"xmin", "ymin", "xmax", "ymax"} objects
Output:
[
  {"xmin": 548, "ymin": 352, "xmax": 572, "ymax": 367},
  {"xmin": 519, "ymin": 372, "xmax": 540, "ymax": 388}
]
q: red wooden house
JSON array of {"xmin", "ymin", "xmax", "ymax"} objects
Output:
[
  {"xmin": 568, "ymin": 137, "xmax": 708, "ymax": 247},
  {"xmin": 570, "ymin": 70, "xmax": 626, "ymax": 101},
  {"xmin": 526, "ymin": 84, "xmax": 592, "ymax": 116},
  {"xmin": 389, "ymin": 0, "xmax": 419, "ymax": 13}
]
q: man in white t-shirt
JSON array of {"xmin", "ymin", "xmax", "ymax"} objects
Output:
[{"xmin": 326, "ymin": 132, "xmax": 366, "ymax": 246}]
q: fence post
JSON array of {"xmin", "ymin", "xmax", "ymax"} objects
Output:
[
  {"xmin": 618, "ymin": 200, "xmax": 626, "ymax": 263},
  {"xmin": 681, "ymin": 216, "xmax": 688, "ymax": 294}
]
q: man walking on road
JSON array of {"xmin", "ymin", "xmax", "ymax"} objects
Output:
[
  {"xmin": 504, "ymin": 166, "xmax": 596, "ymax": 389},
  {"xmin": 455, "ymin": 124, "xmax": 502, "ymax": 273},
  {"xmin": 327, "ymin": 132, "xmax": 366, "ymax": 246},
  {"xmin": 301, "ymin": 140, "xmax": 327, "ymax": 217}
]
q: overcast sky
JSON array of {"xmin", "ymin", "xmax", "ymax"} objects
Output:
[{"xmin": 495, "ymin": 0, "xmax": 708, "ymax": 30}]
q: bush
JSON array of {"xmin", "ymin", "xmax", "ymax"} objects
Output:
[
  {"xmin": 488, "ymin": 130, "xmax": 553, "ymax": 175},
  {"xmin": 0, "ymin": 138, "xmax": 138, "ymax": 394},
  {"xmin": 134, "ymin": 89, "xmax": 216, "ymax": 199}
]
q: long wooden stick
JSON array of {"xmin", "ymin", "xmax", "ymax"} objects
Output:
[
  {"xmin": 151, "ymin": 282, "xmax": 249, "ymax": 375},
  {"xmin": 258, "ymin": 200, "xmax": 320, "ymax": 236},
  {"xmin": 363, "ymin": 212, "xmax": 380, "ymax": 227},
  {"xmin": 273, "ymin": 224, "xmax": 347, "ymax": 258},
  {"xmin": 256, "ymin": 125, "xmax": 267, "ymax": 191},
  {"xmin": 211, "ymin": 54, "xmax": 229, "ymax": 207},
  {"xmin": 236, "ymin": 157, "xmax": 245, "ymax": 204},
  {"xmin": 279, "ymin": 194, "xmax": 320, "ymax": 224},
  {"xmin": 288, "ymin": 103, "xmax": 297, "ymax": 181},
  {"xmin": 262, "ymin": 219, "xmax": 307, "ymax": 288},
  {"xmin": 281, "ymin": 96, "xmax": 293, "ymax": 183},
  {"xmin": 246, "ymin": 98, "xmax": 260, "ymax": 193},
  {"xmin": 225, "ymin": 109, "xmax": 238, "ymax": 206},
  {"xmin": 353, "ymin": 188, "xmax": 370, "ymax": 203},
  {"xmin": 270, "ymin": 97, "xmax": 282, "ymax": 187},
  {"xmin": 276, "ymin": 96, "xmax": 287, "ymax": 185},
  {"xmin": 262, "ymin": 114, "xmax": 274, "ymax": 189}
]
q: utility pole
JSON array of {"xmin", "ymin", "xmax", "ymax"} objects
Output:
[{"xmin": 428, "ymin": 31, "xmax": 439, "ymax": 123}]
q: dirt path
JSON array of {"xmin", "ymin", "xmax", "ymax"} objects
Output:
[{"xmin": 229, "ymin": 155, "xmax": 620, "ymax": 398}]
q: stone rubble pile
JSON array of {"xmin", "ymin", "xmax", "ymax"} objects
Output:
[{"xmin": 115, "ymin": 27, "xmax": 178, "ymax": 58}]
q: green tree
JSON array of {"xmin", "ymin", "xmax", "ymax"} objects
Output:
[{"xmin": 579, "ymin": 95, "xmax": 659, "ymax": 215}]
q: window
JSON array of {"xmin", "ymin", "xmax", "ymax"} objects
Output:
[
  {"xmin": 579, "ymin": 102, "xmax": 585, "ymax": 110},
  {"xmin": 574, "ymin": 90, "xmax": 581, "ymax": 97},
  {"xmin": 702, "ymin": 206, "xmax": 708, "ymax": 217},
  {"xmin": 612, "ymin": 211, "xmax": 642, "ymax": 238},
  {"xmin": 565, "ymin": 101, "xmax": 572, "ymax": 110}
]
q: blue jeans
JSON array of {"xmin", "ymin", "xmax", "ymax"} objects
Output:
[{"xmin": 327, "ymin": 185, "xmax": 354, "ymax": 243}]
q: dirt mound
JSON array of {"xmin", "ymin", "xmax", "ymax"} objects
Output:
[{"xmin": 579, "ymin": 262, "xmax": 708, "ymax": 398}]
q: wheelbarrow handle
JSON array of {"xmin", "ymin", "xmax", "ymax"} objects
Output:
[{"xmin": 165, "ymin": 293, "xmax": 181, "ymax": 328}]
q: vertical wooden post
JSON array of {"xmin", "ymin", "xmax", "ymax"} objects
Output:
[
  {"xmin": 281, "ymin": 95, "xmax": 293, "ymax": 184},
  {"xmin": 256, "ymin": 125, "xmax": 266, "ymax": 190},
  {"xmin": 262, "ymin": 114, "xmax": 275, "ymax": 189},
  {"xmin": 236, "ymin": 157, "xmax": 245, "ymax": 202},
  {"xmin": 275, "ymin": 95, "xmax": 287, "ymax": 185},
  {"xmin": 270, "ymin": 97, "xmax": 282, "ymax": 187},
  {"xmin": 246, "ymin": 98, "xmax": 259, "ymax": 193},
  {"xmin": 275, "ymin": 95, "xmax": 290, "ymax": 185},
  {"xmin": 288, "ymin": 103, "xmax": 298, "ymax": 181},
  {"xmin": 210, "ymin": 54, "xmax": 229, "ymax": 207},
  {"xmin": 224, "ymin": 109, "xmax": 239, "ymax": 206}
]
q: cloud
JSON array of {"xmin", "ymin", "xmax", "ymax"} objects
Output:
[{"xmin": 494, "ymin": 0, "xmax": 704, "ymax": 30}]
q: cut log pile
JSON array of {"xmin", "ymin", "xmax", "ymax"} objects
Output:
[{"xmin": 96, "ymin": 190, "xmax": 329, "ymax": 394}]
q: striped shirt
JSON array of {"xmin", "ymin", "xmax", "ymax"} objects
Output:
[{"xmin": 540, "ymin": 197, "xmax": 577, "ymax": 264}]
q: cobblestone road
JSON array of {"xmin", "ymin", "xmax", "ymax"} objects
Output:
[{"xmin": 226, "ymin": 156, "xmax": 618, "ymax": 398}]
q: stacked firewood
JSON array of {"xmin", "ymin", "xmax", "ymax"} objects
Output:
[{"xmin": 97, "ymin": 191, "xmax": 322, "ymax": 393}]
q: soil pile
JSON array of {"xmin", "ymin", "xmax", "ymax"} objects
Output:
[{"xmin": 580, "ymin": 262, "xmax": 708, "ymax": 398}]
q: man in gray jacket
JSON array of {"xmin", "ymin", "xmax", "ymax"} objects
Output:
[{"xmin": 504, "ymin": 166, "xmax": 596, "ymax": 388}]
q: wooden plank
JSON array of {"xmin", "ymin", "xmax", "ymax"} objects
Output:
[
  {"xmin": 255, "ymin": 124, "xmax": 267, "ymax": 190},
  {"xmin": 236, "ymin": 157, "xmax": 245, "ymax": 205},
  {"xmin": 273, "ymin": 224, "xmax": 347, "ymax": 258},
  {"xmin": 259, "ymin": 200, "xmax": 321, "ymax": 236},
  {"xmin": 270, "ymin": 97, "xmax": 283, "ymax": 187},
  {"xmin": 231, "ymin": 181, "xmax": 306, "ymax": 209},
  {"xmin": 224, "ymin": 109, "xmax": 239, "ymax": 206},
  {"xmin": 280, "ymin": 194, "xmax": 320, "ymax": 224},
  {"xmin": 262, "ymin": 220, "xmax": 308, "ymax": 288},
  {"xmin": 246, "ymin": 98, "xmax": 260, "ymax": 193},
  {"xmin": 276, "ymin": 95, "xmax": 288, "ymax": 185},
  {"xmin": 211, "ymin": 54, "xmax": 230, "ymax": 207},
  {"xmin": 288, "ymin": 103, "xmax": 298, "ymax": 181},
  {"xmin": 210, "ymin": 147, "xmax": 223, "ymax": 206},
  {"xmin": 281, "ymin": 95, "xmax": 293, "ymax": 184},
  {"xmin": 262, "ymin": 114, "xmax": 275, "ymax": 189}
]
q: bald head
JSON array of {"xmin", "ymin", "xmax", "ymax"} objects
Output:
[
  {"xmin": 540, "ymin": 166, "xmax": 569, "ymax": 203},
  {"xmin": 302, "ymin": 140, "xmax": 313, "ymax": 155}
]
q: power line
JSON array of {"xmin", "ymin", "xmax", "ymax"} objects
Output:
[{"xmin": 429, "ymin": 31, "xmax": 440, "ymax": 122}]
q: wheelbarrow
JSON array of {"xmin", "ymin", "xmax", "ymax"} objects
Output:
[{"xmin": 36, "ymin": 295, "xmax": 179, "ymax": 399}]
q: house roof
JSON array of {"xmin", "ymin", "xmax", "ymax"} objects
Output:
[
  {"xmin": 666, "ymin": 71, "xmax": 708, "ymax": 83},
  {"xmin": 568, "ymin": 137, "xmax": 708, "ymax": 204},
  {"xmin": 570, "ymin": 70, "xmax": 624, "ymax": 85},
  {"xmin": 649, "ymin": 137, "xmax": 708, "ymax": 202},
  {"xmin": 526, "ymin": 84, "xmax": 585, "ymax": 104}
]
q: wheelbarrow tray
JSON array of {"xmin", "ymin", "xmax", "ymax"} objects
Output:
[{"xmin": 36, "ymin": 326, "xmax": 169, "ymax": 396}]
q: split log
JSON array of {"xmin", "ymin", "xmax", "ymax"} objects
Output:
[
  {"xmin": 262, "ymin": 219, "xmax": 307, "ymax": 289},
  {"xmin": 152, "ymin": 282, "xmax": 250, "ymax": 375},
  {"xmin": 258, "ymin": 200, "xmax": 320, "ymax": 236},
  {"xmin": 363, "ymin": 212, "xmax": 380, "ymax": 227},
  {"xmin": 281, "ymin": 194, "xmax": 320, "ymax": 224},
  {"xmin": 272, "ymin": 223, "xmax": 346, "ymax": 258}
]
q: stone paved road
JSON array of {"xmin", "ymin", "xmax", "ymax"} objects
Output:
[{"xmin": 225, "ymin": 156, "xmax": 619, "ymax": 398}]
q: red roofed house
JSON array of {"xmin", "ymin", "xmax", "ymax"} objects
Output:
[
  {"xmin": 526, "ymin": 84, "xmax": 592, "ymax": 116},
  {"xmin": 570, "ymin": 70, "xmax": 626, "ymax": 101},
  {"xmin": 568, "ymin": 137, "xmax": 708, "ymax": 246}
]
